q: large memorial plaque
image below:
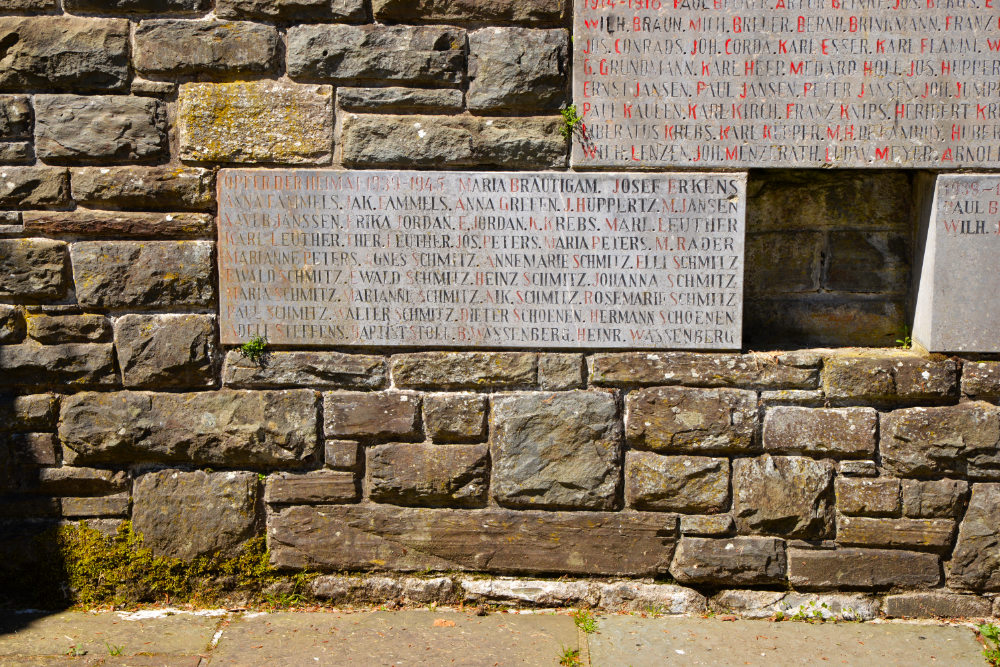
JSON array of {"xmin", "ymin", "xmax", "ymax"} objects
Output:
[
  {"xmin": 218, "ymin": 170, "xmax": 746, "ymax": 349},
  {"xmin": 573, "ymin": 1, "xmax": 1000, "ymax": 168},
  {"xmin": 913, "ymin": 174, "xmax": 1000, "ymax": 353}
]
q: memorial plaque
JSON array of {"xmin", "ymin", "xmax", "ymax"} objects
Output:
[
  {"xmin": 218, "ymin": 169, "xmax": 746, "ymax": 349},
  {"xmin": 913, "ymin": 174, "xmax": 1000, "ymax": 353},
  {"xmin": 573, "ymin": 1, "xmax": 1000, "ymax": 168}
]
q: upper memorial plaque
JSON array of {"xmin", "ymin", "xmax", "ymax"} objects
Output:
[
  {"xmin": 573, "ymin": 0, "xmax": 1000, "ymax": 168},
  {"xmin": 218, "ymin": 169, "xmax": 746, "ymax": 350}
]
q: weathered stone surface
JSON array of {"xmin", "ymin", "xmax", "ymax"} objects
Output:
[
  {"xmin": 60, "ymin": 493, "xmax": 129, "ymax": 517},
  {"xmin": 680, "ymin": 514, "xmax": 735, "ymax": 536},
  {"xmin": 71, "ymin": 167, "xmax": 214, "ymax": 211},
  {"xmin": 0, "ymin": 343, "xmax": 115, "ymax": 387},
  {"xmin": 287, "ymin": 24, "xmax": 465, "ymax": 85},
  {"xmin": 130, "ymin": 78, "xmax": 176, "ymax": 95},
  {"xmin": 763, "ymin": 407, "xmax": 877, "ymax": 459},
  {"xmin": 948, "ymin": 483, "xmax": 1000, "ymax": 592},
  {"xmin": 670, "ymin": 537, "xmax": 787, "ymax": 585},
  {"xmin": 224, "ymin": 351, "xmax": 385, "ymax": 389},
  {"xmin": 963, "ymin": 362, "xmax": 1000, "ymax": 399},
  {"xmin": 625, "ymin": 451, "xmax": 729, "ymax": 513},
  {"xmin": 423, "ymin": 394, "xmax": 486, "ymax": 443},
  {"xmin": 31, "ymin": 466, "xmax": 128, "ymax": 496},
  {"xmin": 179, "ymin": 81, "xmax": 333, "ymax": 164},
  {"xmin": 597, "ymin": 582, "xmax": 707, "ymax": 614},
  {"xmin": 625, "ymin": 387, "xmax": 757, "ymax": 455},
  {"xmin": 460, "ymin": 578, "xmax": 596, "ymax": 607},
  {"xmin": 372, "ymin": 0, "xmax": 565, "ymax": 23},
  {"xmin": 132, "ymin": 470, "xmax": 258, "ymax": 559},
  {"xmin": 0, "ymin": 210, "xmax": 21, "ymax": 234},
  {"xmin": 311, "ymin": 575, "xmax": 455, "ymax": 604},
  {"xmin": 71, "ymin": 241, "xmax": 214, "ymax": 309},
  {"xmin": 323, "ymin": 391, "xmax": 421, "ymax": 441},
  {"xmin": 902, "ymin": 479, "xmax": 968, "ymax": 518},
  {"xmin": 59, "ymin": 390, "xmax": 318, "ymax": 468},
  {"xmin": 26, "ymin": 314, "xmax": 110, "ymax": 344},
  {"xmin": 134, "ymin": 20, "xmax": 280, "ymax": 77},
  {"xmin": 367, "ymin": 443, "xmax": 489, "ymax": 507},
  {"xmin": 885, "ymin": 592, "xmax": 992, "ymax": 618},
  {"xmin": 733, "ymin": 456, "xmax": 835, "ymax": 539},
  {"xmin": 64, "ymin": 0, "xmax": 211, "ymax": 12},
  {"xmin": 217, "ymin": 0, "xmax": 365, "ymax": 20},
  {"xmin": 491, "ymin": 392, "xmax": 620, "ymax": 510},
  {"xmin": 337, "ymin": 87, "xmax": 463, "ymax": 113},
  {"xmin": 712, "ymin": 590, "xmax": 881, "ymax": 621},
  {"xmin": 787, "ymin": 548, "xmax": 941, "ymax": 590},
  {"xmin": 822, "ymin": 355, "xmax": 958, "ymax": 402},
  {"xmin": 269, "ymin": 505, "xmax": 677, "ymax": 575},
  {"xmin": 264, "ymin": 470, "xmax": 357, "ymax": 505},
  {"xmin": 0, "ymin": 141, "xmax": 31, "ymax": 164},
  {"xmin": 746, "ymin": 296, "xmax": 905, "ymax": 348},
  {"xmin": 392, "ymin": 352, "xmax": 536, "ymax": 389},
  {"xmin": 34, "ymin": 95, "xmax": 166, "ymax": 163},
  {"xmin": 8, "ymin": 432, "xmax": 58, "ymax": 466},
  {"xmin": 0, "ymin": 18, "xmax": 128, "ymax": 92},
  {"xmin": 341, "ymin": 114, "xmax": 565, "ymax": 169},
  {"xmin": 745, "ymin": 231, "xmax": 822, "ymax": 295},
  {"xmin": 324, "ymin": 440, "xmax": 359, "ymax": 470},
  {"xmin": 0, "ymin": 239, "xmax": 66, "ymax": 300},
  {"xmin": 23, "ymin": 211, "xmax": 213, "ymax": 239},
  {"xmin": 592, "ymin": 352, "xmax": 817, "ymax": 389},
  {"xmin": 0, "ymin": 304, "xmax": 24, "ymax": 344},
  {"xmin": 0, "ymin": 97, "xmax": 31, "ymax": 139},
  {"xmin": 467, "ymin": 28, "xmax": 567, "ymax": 111},
  {"xmin": 825, "ymin": 230, "xmax": 909, "ymax": 294},
  {"xmin": 0, "ymin": 0, "xmax": 57, "ymax": 12},
  {"xmin": 537, "ymin": 354, "xmax": 584, "ymax": 390},
  {"xmin": 0, "ymin": 393, "xmax": 58, "ymax": 432},
  {"xmin": 881, "ymin": 403, "xmax": 1000, "ymax": 480},
  {"xmin": 836, "ymin": 516, "xmax": 955, "ymax": 551},
  {"xmin": 836, "ymin": 477, "xmax": 901, "ymax": 517},
  {"xmin": 114, "ymin": 314, "xmax": 217, "ymax": 389}
]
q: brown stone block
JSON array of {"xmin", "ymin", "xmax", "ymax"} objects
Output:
[
  {"xmin": 732, "ymin": 455, "xmax": 835, "ymax": 539},
  {"xmin": 392, "ymin": 352, "xmax": 537, "ymax": 389},
  {"xmin": 625, "ymin": 451, "xmax": 729, "ymax": 513},
  {"xmin": 625, "ymin": 386, "xmax": 757, "ymax": 455},
  {"xmin": 0, "ymin": 239, "xmax": 67, "ymax": 300},
  {"xmin": 34, "ymin": 95, "xmax": 166, "ymax": 163},
  {"xmin": 423, "ymin": 394, "xmax": 487, "ymax": 443},
  {"xmin": 71, "ymin": 166, "xmax": 215, "ymax": 212},
  {"xmin": 0, "ymin": 394, "xmax": 58, "ymax": 432},
  {"xmin": 746, "ymin": 231, "xmax": 822, "ymax": 295},
  {"xmin": 823, "ymin": 355, "xmax": 958, "ymax": 402},
  {"xmin": 885, "ymin": 592, "xmax": 992, "ymax": 618},
  {"xmin": 337, "ymin": 87, "xmax": 464, "ymax": 113},
  {"xmin": 835, "ymin": 477, "xmax": 901, "ymax": 517},
  {"xmin": 59, "ymin": 493, "xmax": 129, "ymax": 518},
  {"xmin": 114, "ymin": 314, "xmax": 218, "ymax": 389},
  {"xmin": 0, "ymin": 167, "xmax": 69, "ymax": 209},
  {"xmin": 0, "ymin": 305, "xmax": 24, "ymax": 344},
  {"xmin": 30, "ymin": 466, "xmax": 128, "ymax": 496},
  {"xmin": 948, "ymin": 483, "xmax": 1000, "ymax": 592},
  {"xmin": 217, "ymin": 0, "xmax": 365, "ymax": 20},
  {"xmin": 591, "ymin": 351, "xmax": 818, "ymax": 389},
  {"xmin": 670, "ymin": 536, "xmax": 787, "ymax": 585},
  {"xmin": 26, "ymin": 314, "xmax": 110, "ymax": 344},
  {"xmin": 537, "ymin": 353, "xmax": 585, "ymax": 390},
  {"xmin": 367, "ymin": 443, "xmax": 488, "ymax": 507},
  {"xmin": 324, "ymin": 440, "xmax": 360, "ymax": 470},
  {"xmin": 134, "ymin": 20, "xmax": 280, "ymax": 78},
  {"xmin": 962, "ymin": 361, "xmax": 1000, "ymax": 399},
  {"xmin": 823, "ymin": 230, "xmax": 910, "ymax": 294},
  {"xmin": 265, "ymin": 470, "xmax": 358, "ymax": 505},
  {"xmin": 901, "ymin": 479, "xmax": 968, "ymax": 518},
  {"xmin": 787, "ymin": 547, "xmax": 940, "ymax": 590},
  {"xmin": 744, "ymin": 296, "xmax": 904, "ymax": 348},
  {"xmin": 64, "ymin": 0, "xmax": 211, "ymax": 12},
  {"xmin": 467, "ymin": 28, "xmax": 568, "ymax": 112},
  {"xmin": 8, "ymin": 432, "xmax": 58, "ymax": 466},
  {"xmin": 372, "ymin": 0, "xmax": 566, "ymax": 23},
  {"xmin": 836, "ymin": 515, "xmax": 955, "ymax": 552},
  {"xmin": 224, "ymin": 351, "xmax": 385, "ymax": 390},
  {"xmin": 763, "ymin": 406, "xmax": 877, "ymax": 458},
  {"xmin": 881, "ymin": 403, "xmax": 1000, "ymax": 479},
  {"xmin": 0, "ymin": 343, "xmax": 116, "ymax": 387},
  {"xmin": 323, "ymin": 391, "xmax": 421, "ymax": 441},
  {"xmin": 22, "ymin": 211, "xmax": 213, "ymax": 239}
]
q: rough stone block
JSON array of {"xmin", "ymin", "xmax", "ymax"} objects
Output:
[
  {"xmin": 134, "ymin": 20, "xmax": 280, "ymax": 77},
  {"xmin": 962, "ymin": 362, "xmax": 1000, "ymax": 399},
  {"xmin": 59, "ymin": 389, "xmax": 318, "ymax": 469},
  {"xmin": 625, "ymin": 386, "xmax": 757, "ymax": 455},
  {"xmin": 836, "ymin": 477, "xmax": 901, "ymax": 517},
  {"xmin": 0, "ymin": 18, "xmax": 129, "ymax": 92},
  {"xmin": 732, "ymin": 456, "xmax": 835, "ymax": 539},
  {"xmin": 0, "ymin": 0, "xmax": 57, "ymax": 12},
  {"xmin": 491, "ymin": 392, "xmax": 620, "ymax": 510},
  {"xmin": 787, "ymin": 548, "xmax": 941, "ymax": 590},
  {"xmin": 114, "ymin": 314, "xmax": 218, "ymax": 389},
  {"xmin": 26, "ymin": 314, "xmax": 110, "ymax": 344},
  {"xmin": 625, "ymin": 451, "xmax": 729, "ymax": 513},
  {"xmin": 8, "ymin": 432, "xmax": 58, "ymax": 466},
  {"xmin": 0, "ymin": 239, "xmax": 67, "ymax": 300},
  {"xmin": 179, "ymin": 81, "xmax": 333, "ymax": 164},
  {"xmin": 711, "ymin": 590, "xmax": 881, "ymax": 621},
  {"xmin": 60, "ymin": 493, "xmax": 129, "ymax": 518},
  {"xmin": 0, "ymin": 141, "xmax": 31, "ymax": 164},
  {"xmin": 269, "ymin": 505, "xmax": 677, "ymax": 576},
  {"xmin": 372, "ymin": 0, "xmax": 565, "ymax": 23},
  {"xmin": 537, "ymin": 354, "xmax": 585, "ymax": 390},
  {"xmin": 745, "ymin": 296, "xmax": 905, "ymax": 348},
  {"xmin": 312, "ymin": 575, "xmax": 455, "ymax": 605},
  {"xmin": 71, "ymin": 166, "xmax": 214, "ymax": 211},
  {"xmin": 670, "ymin": 537, "xmax": 787, "ymax": 585},
  {"xmin": 34, "ymin": 95, "xmax": 166, "ymax": 163},
  {"xmin": 337, "ymin": 87, "xmax": 464, "ymax": 113},
  {"xmin": 0, "ymin": 393, "xmax": 58, "ymax": 432},
  {"xmin": 264, "ymin": 470, "xmax": 358, "ymax": 505},
  {"xmin": 223, "ymin": 351, "xmax": 385, "ymax": 389},
  {"xmin": 392, "ymin": 352, "xmax": 536, "ymax": 389},
  {"xmin": 133, "ymin": 469, "xmax": 258, "ymax": 559},
  {"xmin": 423, "ymin": 394, "xmax": 486, "ymax": 443},
  {"xmin": 822, "ymin": 355, "xmax": 958, "ymax": 402},
  {"xmin": 324, "ymin": 440, "xmax": 360, "ymax": 470},
  {"xmin": 23, "ymin": 211, "xmax": 213, "ymax": 239},
  {"xmin": 287, "ymin": 24, "xmax": 465, "ymax": 85},
  {"xmin": 597, "ymin": 582, "xmax": 708, "ymax": 614},
  {"xmin": 824, "ymin": 230, "xmax": 909, "ymax": 294},
  {"xmin": 836, "ymin": 516, "xmax": 955, "ymax": 552},
  {"xmin": 323, "ymin": 391, "xmax": 421, "ymax": 441},
  {"xmin": 0, "ymin": 305, "xmax": 24, "ymax": 344},
  {"xmin": 0, "ymin": 96, "xmax": 31, "ymax": 139},
  {"xmin": 217, "ymin": 0, "xmax": 365, "ymax": 20},
  {"xmin": 341, "ymin": 114, "xmax": 565, "ymax": 169},
  {"xmin": 763, "ymin": 406, "xmax": 877, "ymax": 458},
  {"xmin": 0, "ymin": 343, "xmax": 115, "ymax": 387},
  {"xmin": 838, "ymin": 460, "xmax": 879, "ymax": 477},
  {"xmin": 460, "ymin": 578, "xmax": 596, "ymax": 608},
  {"xmin": 367, "ymin": 443, "xmax": 489, "ymax": 507},
  {"xmin": 902, "ymin": 479, "xmax": 968, "ymax": 518},
  {"xmin": 64, "ymin": 0, "xmax": 211, "ymax": 12},
  {"xmin": 32, "ymin": 466, "xmax": 128, "ymax": 496},
  {"xmin": 885, "ymin": 592, "xmax": 992, "ymax": 618},
  {"xmin": 71, "ymin": 241, "xmax": 214, "ymax": 309},
  {"xmin": 745, "ymin": 231, "xmax": 822, "ymax": 295},
  {"xmin": 679, "ymin": 514, "xmax": 735, "ymax": 536},
  {"xmin": 881, "ymin": 403, "xmax": 1000, "ymax": 480},
  {"xmin": 131, "ymin": 78, "xmax": 176, "ymax": 95},
  {"xmin": 948, "ymin": 483, "xmax": 1000, "ymax": 592},
  {"xmin": 591, "ymin": 352, "xmax": 818, "ymax": 389},
  {"xmin": 467, "ymin": 28, "xmax": 567, "ymax": 111}
]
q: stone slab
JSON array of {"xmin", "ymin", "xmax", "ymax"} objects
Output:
[
  {"xmin": 218, "ymin": 169, "xmax": 745, "ymax": 349},
  {"xmin": 913, "ymin": 173, "xmax": 1000, "ymax": 352},
  {"xmin": 573, "ymin": 4, "xmax": 1000, "ymax": 168}
]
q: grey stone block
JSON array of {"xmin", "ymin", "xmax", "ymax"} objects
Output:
[
  {"xmin": 34, "ymin": 95, "xmax": 166, "ymax": 163},
  {"xmin": 114, "ymin": 314, "xmax": 218, "ymax": 389},
  {"xmin": 133, "ymin": 20, "xmax": 280, "ymax": 77}
]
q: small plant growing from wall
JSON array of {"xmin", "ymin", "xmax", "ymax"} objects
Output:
[
  {"xmin": 560, "ymin": 104, "xmax": 583, "ymax": 139},
  {"xmin": 239, "ymin": 334, "xmax": 269, "ymax": 365}
]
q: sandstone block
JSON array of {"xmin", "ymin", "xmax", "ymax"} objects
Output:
[
  {"xmin": 311, "ymin": 575, "xmax": 455, "ymax": 605},
  {"xmin": 902, "ymin": 479, "xmax": 968, "ymax": 518},
  {"xmin": 131, "ymin": 78, "xmax": 176, "ymax": 95},
  {"xmin": 467, "ymin": 28, "xmax": 567, "ymax": 111},
  {"xmin": 460, "ymin": 578, "xmax": 596, "ymax": 608},
  {"xmin": 597, "ymin": 582, "xmax": 707, "ymax": 614},
  {"xmin": 948, "ymin": 483, "xmax": 1000, "ymax": 591},
  {"xmin": 26, "ymin": 314, "xmax": 110, "ymax": 344},
  {"xmin": 787, "ymin": 547, "xmax": 940, "ymax": 590},
  {"xmin": 324, "ymin": 440, "xmax": 360, "ymax": 470},
  {"xmin": 537, "ymin": 353, "xmax": 585, "ymax": 390},
  {"xmin": 0, "ymin": 141, "xmax": 31, "ymax": 164},
  {"xmin": 679, "ymin": 514, "xmax": 735, "ymax": 536},
  {"xmin": 0, "ymin": 18, "xmax": 128, "ymax": 92},
  {"xmin": 32, "ymin": 466, "xmax": 128, "ymax": 496},
  {"xmin": 881, "ymin": 403, "xmax": 1000, "ymax": 479},
  {"xmin": 114, "ymin": 314, "xmax": 217, "ymax": 389},
  {"xmin": 491, "ymin": 392, "xmax": 620, "ymax": 510},
  {"xmin": 287, "ymin": 24, "xmax": 465, "ymax": 85},
  {"xmin": 133, "ymin": 469, "xmax": 258, "ymax": 559},
  {"xmin": 392, "ymin": 352, "xmax": 536, "ymax": 389},
  {"xmin": 341, "ymin": 114, "xmax": 565, "ymax": 169},
  {"xmin": 746, "ymin": 296, "xmax": 905, "ymax": 348},
  {"xmin": 732, "ymin": 455, "xmax": 835, "ymax": 539},
  {"xmin": 179, "ymin": 81, "xmax": 333, "ymax": 164},
  {"xmin": 0, "ymin": 0, "xmax": 57, "ymax": 12},
  {"xmin": 625, "ymin": 451, "xmax": 729, "ymax": 513},
  {"xmin": 836, "ymin": 516, "xmax": 955, "ymax": 551},
  {"xmin": 0, "ymin": 305, "xmax": 24, "ymax": 343},
  {"xmin": 71, "ymin": 167, "xmax": 214, "ymax": 211},
  {"xmin": 60, "ymin": 494, "xmax": 129, "ymax": 518},
  {"xmin": 836, "ymin": 477, "xmax": 901, "ymax": 516},
  {"xmin": 822, "ymin": 355, "xmax": 958, "ymax": 402},
  {"xmin": 0, "ymin": 343, "xmax": 115, "ymax": 387},
  {"xmin": 134, "ymin": 20, "xmax": 279, "ymax": 77},
  {"xmin": 0, "ymin": 96, "xmax": 31, "ymax": 139},
  {"xmin": 0, "ymin": 239, "xmax": 67, "ymax": 300},
  {"xmin": 59, "ymin": 389, "xmax": 318, "ymax": 468},
  {"xmin": 838, "ymin": 460, "xmax": 880, "ymax": 477},
  {"xmin": 625, "ymin": 386, "xmax": 757, "ymax": 455},
  {"xmin": 23, "ymin": 211, "xmax": 213, "ymax": 239},
  {"xmin": 590, "ymin": 352, "xmax": 819, "ymax": 389},
  {"xmin": 824, "ymin": 230, "xmax": 909, "ymax": 294},
  {"xmin": 269, "ymin": 505, "xmax": 677, "ymax": 576},
  {"xmin": 0, "ymin": 393, "xmax": 58, "ymax": 432},
  {"xmin": 223, "ymin": 351, "xmax": 385, "ymax": 389},
  {"xmin": 34, "ymin": 95, "xmax": 166, "ymax": 163},
  {"xmin": 745, "ymin": 231, "xmax": 822, "ymax": 295},
  {"xmin": 962, "ymin": 362, "xmax": 1000, "ymax": 399},
  {"xmin": 264, "ymin": 470, "xmax": 358, "ymax": 505},
  {"xmin": 71, "ymin": 241, "xmax": 214, "ymax": 309},
  {"xmin": 217, "ymin": 0, "xmax": 365, "ymax": 20},
  {"xmin": 885, "ymin": 592, "xmax": 992, "ymax": 618},
  {"xmin": 711, "ymin": 590, "xmax": 881, "ymax": 621},
  {"xmin": 670, "ymin": 537, "xmax": 787, "ymax": 585},
  {"xmin": 8, "ymin": 432, "xmax": 58, "ymax": 466},
  {"xmin": 64, "ymin": 0, "xmax": 210, "ymax": 12},
  {"xmin": 423, "ymin": 394, "xmax": 486, "ymax": 443},
  {"xmin": 337, "ymin": 87, "xmax": 464, "ymax": 113},
  {"xmin": 372, "ymin": 0, "xmax": 565, "ymax": 23},
  {"xmin": 367, "ymin": 443, "xmax": 489, "ymax": 507},
  {"xmin": 763, "ymin": 406, "xmax": 877, "ymax": 458},
  {"xmin": 323, "ymin": 391, "xmax": 421, "ymax": 441}
]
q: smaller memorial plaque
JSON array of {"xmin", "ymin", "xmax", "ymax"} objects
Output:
[
  {"xmin": 913, "ymin": 174, "xmax": 1000, "ymax": 353},
  {"xmin": 218, "ymin": 170, "xmax": 746, "ymax": 350}
]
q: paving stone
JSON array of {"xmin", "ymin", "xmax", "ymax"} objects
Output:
[
  {"xmin": 763, "ymin": 406, "xmax": 877, "ymax": 458},
  {"xmin": 64, "ymin": 0, "xmax": 211, "ymax": 12},
  {"xmin": 0, "ymin": 167, "xmax": 69, "ymax": 209},
  {"xmin": 0, "ymin": 393, "xmax": 58, "ymax": 432},
  {"xmin": 287, "ymin": 24, "xmax": 465, "ymax": 85},
  {"xmin": 59, "ymin": 389, "xmax": 318, "ymax": 469},
  {"xmin": 885, "ymin": 592, "xmax": 992, "ymax": 618},
  {"xmin": 323, "ymin": 391, "xmax": 421, "ymax": 441},
  {"xmin": 133, "ymin": 469, "xmax": 258, "ymax": 559},
  {"xmin": 26, "ymin": 314, "xmax": 110, "ymax": 344},
  {"xmin": 902, "ymin": 478, "xmax": 969, "ymax": 518},
  {"xmin": 467, "ymin": 28, "xmax": 567, "ymax": 111},
  {"xmin": 8, "ymin": 432, "xmax": 58, "ymax": 465},
  {"xmin": 368, "ymin": 443, "xmax": 488, "ymax": 508},
  {"xmin": 71, "ymin": 166, "xmax": 214, "ymax": 211},
  {"xmin": 948, "ymin": 483, "xmax": 1000, "ymax": 592},
  {"xmin": 338, "ymin": 87, "xmax": 464, "ymax": 113},
  {"xmin": 324, "ymin": 440, "xmax": 360, "ymax": 470},
  {"xmin": 625, "ymin": 451, "xmax": 729, "ymax": 513},
  {"xmin": 787, "ymin": 547, "xmax": 941, "ymax": 590},
  {"xmin": 264, "ymin": 470, "xmax": 358, "ymax": 505},
  {"xmin": 881, "ymin": 403, "xmax": 1000, "ymax": 480},
  {"xmin": 836, "ymin": 515, "xmax": 955, "ymax": 551},
  {"xmin": 23, "ymin": 210, "xmax": 213, "ymax": 239},
  {"xmin": 460, "ymin": 578, "xmax": 597, "ymax": 607},
  {"xmin": 392, "ymin": 352, "xmax": 537, "ymax": 389},
  {"xmin": 537, "ymin": 353, "xmax": 585, "ymax": 390},
  {"xmin": 30, "ymin": 466, "xmax": 128, "ymax": 496},
  {"xmin": 223, "ymin": 350, "xmax": 385, "ymax": 389},
  {"xmin": 114, "ymin": 314, "xmax": 218, "ymax": 389},
  {"xmin": 625, "ymin": 386, "xmax": 757, "ymax": 455},
  {"xmin": 34, "ymin": 95, "xmax": 166, "ymax": 163},
  {"xmin": 491, "ymin": 392, "xmax": 620, "ymax": 510},
  {"xmin": 591, "ymin": 352, "xmax": 819, "ymax": 389},
  {"xmin": 0, "ymin": 343, "xmax": 115, "ymax": 387},
  {"xmin": 310, "ymin": 575, "xmax": 455, "ymax": 604},
  {"xmin": 962, "ymin": 361, "xmax": 1000, "ymax": 399},
  {"xmin": 0, "ymin": 304, "xmax": 24, "ymax": 344},
  {"xmin": 670, "ymin": 536, "xmax": 787, "ymax": 586},
  {"xmin": 822, "ymin": 355, "xmax": 958, "ymax": 402},
  {"xmin": 179, "ymin": 81, "xmax": 333, "ymax": 164},
  {"xmin": 732, "ymin": 455, "xmax": 835, "ymax": 539},
  {"xmin": 679, "ymin": 514, "xmax": 735, "ymax": 536},
  {"xmin": 712, "ymin": 590, "xmax": 881, "ymax": 621},
  {"xmin": 835, "ymin": 477, "xmax": 901, "ymax": 517},
  {"xmin": 372, "ymin": 0, "xmax": 566, "ymax": 23},
  {"xmin": 134, "ymin": 20, "xmax": 280, "ymax": 78},
  {"xmin": 217, "ymin": 0, "xmax": 365, "ymax": 20},
  {"xmin": 423, "ymin": 394, "xmax": 486, "ymax": 443}
]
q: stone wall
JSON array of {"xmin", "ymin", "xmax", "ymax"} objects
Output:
[{"xmin": 0, "ymin": 0, "xmax": 998, "ymax": 616}]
